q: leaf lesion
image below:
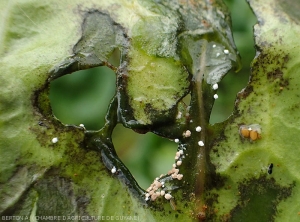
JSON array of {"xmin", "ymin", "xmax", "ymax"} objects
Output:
[{"xmin": 41, "ymin": 0, "xmax": 241, "ymax": 220}]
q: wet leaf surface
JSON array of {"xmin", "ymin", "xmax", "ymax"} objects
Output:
[
  {"xmin": 209, "ymin": 0, "xmax": 300, "ymax": 220},
  {"xmin": 2, "ymin": 0, "xmax": 299, "ymax": 221}
]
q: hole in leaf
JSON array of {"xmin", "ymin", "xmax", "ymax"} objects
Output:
[
  {"xmin": 182, "ymin": 93, "xmax": 191, "ymax": 106},
  {"xmin": 49, "ymin": 66, "xmax": 116, "ymax": 130},
  {"xmin": 112, "ymin": 124, "xmax": 177, "ymax": 189},
  {"xmin": 210, "ymin": 72, "xmax": 248, "ymax": 124},
  {"xmin": 210, "ymin": 0, "xmax": 257, "ymax": 124},
  {"xmin": 108, "ymin": 48, "xmax": 121, "ymax": 67}
]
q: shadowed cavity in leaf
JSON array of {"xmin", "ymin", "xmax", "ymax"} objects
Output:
[
  {"xmin": 112, "ymin": 124, "xmax": 177, "ymax": 189},
  {"xmin": 50, "ymin": 66, "xmax": 116, "ymax": 130}
]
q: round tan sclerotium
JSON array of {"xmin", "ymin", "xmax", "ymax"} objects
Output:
[
  {"xmin": 171, "ymin": 173, "xmax": 178, "ymax": 179},
  {"xmin": 153, "ymin": 180, "xmax": 162, "ymax": 189},
  {"xmin": 176, "ymin": 160, "xmax": 182, "ymax": 166},
  {"xmin": 151, "ymin": 193, "xmax": 159, "ymax": 201},
  {"xmin": 183, "ymin": 130, "xmax": 191, "ymax": 138},
  {"xmin": 164, "ymin": 193, "xmax": 172, "ymax": 200},
  {"xmin": 177, "ymin": 174, "xmax": 183, "ymax": 180}
]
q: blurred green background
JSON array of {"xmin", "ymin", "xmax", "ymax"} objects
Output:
[{"xmin": 49, "ymin": 0, "xmax": 256, "ymax": 189}]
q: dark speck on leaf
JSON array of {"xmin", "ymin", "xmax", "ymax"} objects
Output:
[{"xmin": 268, "ymin": 163, "xmax": 273, "ymax": 174}]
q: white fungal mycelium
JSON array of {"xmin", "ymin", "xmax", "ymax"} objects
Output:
[
  {"xmin": 174, "ymin": 138, "xmax": 180, "ymax": 143},
  {"xmin": 224, "ymin": 49, "xmax": 229, "ymax": 54},
  {"xmin": 214, "ymin": 94, "xmax": 219, "ymax": 99},
  {"xmin": 51, "ymin": 137, "xmax": 58, "ymax": 144},
  {"xmin": 79, "ymin": 123, "xmax": 85, "ymax": 128},
  {"xmin": 145, "ymin": 193, "xmax": 150, "ymax": 200},
  {"xmin": 111, "ymin": 166, "xmax": 116, "ymax": 174},
  {"xmin": 198, "ymin": 141, "xmax": 204, "ymax": 146},
  {"xmin": 212, "ymin": 83, "xmax": 218, "ymax": 90},
  {"xmin": 212, "ymin": 44, "xmax": 216, "ymax": 48},
  {"xmin": 196, "ymin": 126, "xmax": 202, "ymax": 132},
  {"xmin": 176, "ymin": 111, "xmax": 182, "ymax": 119}
]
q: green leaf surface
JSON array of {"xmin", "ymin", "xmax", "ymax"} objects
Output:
[
  {"xmin": 209, "ymin": 0, "xmax": 300, "ymax": 221},
  {"xmin": 2, "ymin": 0, "xmax": 300, "ymax": 221},
  {"xmin": 0, "ymin": 0, "xmax": 237, "ymax": 221}
]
